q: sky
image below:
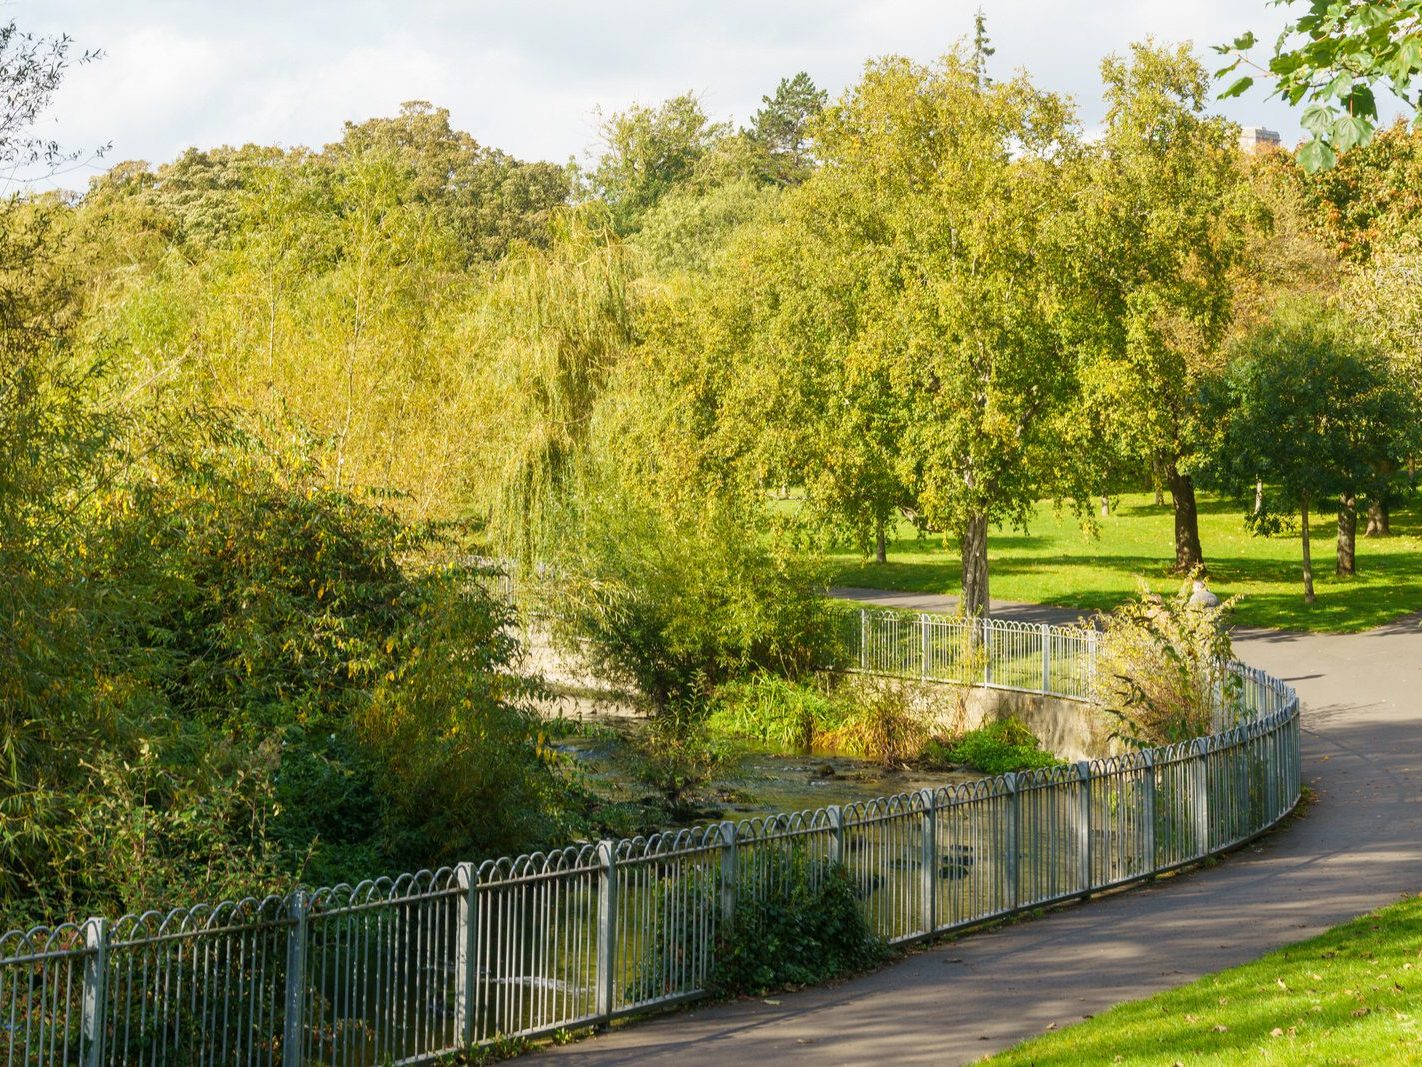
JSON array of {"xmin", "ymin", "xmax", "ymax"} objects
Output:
[{"xmin": 22, "ymin": 0, "xmax": 1387, "ymax": 192}]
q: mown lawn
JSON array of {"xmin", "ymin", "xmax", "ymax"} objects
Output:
[
  {"xmin": 979, "ymin": 893, "xmax": 1422, "ymax": 1066},
  {"xmin": 821, "ymin": 491, "xmax": 1422, "ymax": 633}
]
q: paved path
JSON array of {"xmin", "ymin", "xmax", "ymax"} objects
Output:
[{"xmin": 543, "ymin": 593, "xmax": 1422, "ymax": 1065}]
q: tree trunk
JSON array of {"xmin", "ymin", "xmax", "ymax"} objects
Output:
[
  {"xmin": 1336, "ymin": 494, "xmax": 1356, "ymax": 576},
  {"xmin": 1165, "ymin": 463, "xmax": 1205, "ymax": 573},
  {"xmin": 960, "ymin": 511, "xmax": 990, "ymax": 618},
  {"xmin": 1154, "ymin": 485, "xmax": 1165, "ymax": 507},
  {"xmin": 1253, "ymin": 478, "xmax": 1263, "ymax": 514},
  {"xmin": 874, "ymin": 521, "xmax": 888, "ymax": 565},
  {"xmin": 1365, "ymin": 499, "xmax": 1391, "ymax": 537},
  {"xmin": 1301, "ymin": 494, "xmax": 1315, "ymax": 604},
  {"xmin": 1100, "ymin": 495, "xmax": 1109, "ymax": 518}
]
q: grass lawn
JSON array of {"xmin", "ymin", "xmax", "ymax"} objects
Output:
[
  {"xmin": 821, "ymin": 491, "xmax": 1422, "ymax": 633},
  {"xmin": 979, "ymin": 893, "xmax": 1422, "ymax": 1066}
]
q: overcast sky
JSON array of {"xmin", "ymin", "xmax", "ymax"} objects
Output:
[{"xmin": 23, "ymin": 0, "xmax": 1386, "ymax": 192}]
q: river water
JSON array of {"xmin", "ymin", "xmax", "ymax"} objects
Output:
[{"xmin": 550, "ymin": 720, "xmax": 982, "ymax": 823}]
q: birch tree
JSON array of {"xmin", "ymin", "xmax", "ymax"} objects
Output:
[
  {"xmin": 731, "ymin": 53, "xmax": 1086, "ymax": 615},
  {"xmin": 1078, "ymin": 42, "xmax": 1253, "ymax": 572}
]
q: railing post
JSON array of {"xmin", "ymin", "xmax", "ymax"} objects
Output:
[
  {"xmin": 920, "ymin": 788, "xmax": 937, "ymax": 935},
  {"xmin": 1040, "ymin": 623, "xmax": 1051, "ymax": 693},
  {"xmin": 454, "ymin": 862, "xmax": 478, "ymax": 1048},
  {"xmin": 920, "ymin": 614, "xmax": 929, "ymax": 680},
  {"xmin": 81, "ymin": 917, "xmax": 108, "ymax": 1067},
  {"xmin": 827, "ymin": 805, "xmax": 845, "ymax": 867},
  {"xmin": 1191, "ymin": 739, "xmax": 1210, "ymax": 858},
  {"xmin": 859, "ymin": 608, "xmax": 868, "ymax": 671},
  {"xmin": 719, "ymin": 822, "xmax": 739, "ymax": 927},
  {"xmin": 1141, "ymin": 750, "xmax": 1157, "ymax": 874},
  {"xmin": 983, "ymin": 618, "xmax": 993, "ymax": 687},
  {"xmin": 1235, "ymin": 734, "xmax": 1250, "ymax": 843},
  {"xmin": 282, "ymin": 890, "xmax": 308, "ymax": 1067},
  {"xmin": 1003, "ymin": 772, "xmax": 1019, "ymax": 912},
  {"xmin": 595, "ymin": 840, "xmax": 618, "ymax": 1026},
  {"xmin": 1075, "ymin": 760, "xmax": 1093, "ymax": 897}
]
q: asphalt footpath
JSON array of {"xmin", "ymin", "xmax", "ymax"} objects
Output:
[{"xmin": 540, "ymin": 590, "xmax": 1422, "ymax": 1066}]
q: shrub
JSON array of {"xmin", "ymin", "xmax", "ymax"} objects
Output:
[
  {"xmin": 3, "ymin": 414, "xmax": 579, "ymax": 925},
  {"xmin": 1093, "ymin": 577, "xmax": 1242, "ymax": 747},
  {"xmin": 932, "ymin": 718, "xmax": 1061, "ymax": 775},
  {"xmin": 710, "ymin": 851, "xmax": 889, "ymax": 996},
  {"xmin": 817, "ymin": 677, "xmax": 929, "ymax": 764},
  {"xmin": 705, "ymin": 674, "xmax": 850, "ymax": 751},
  {"xmin": 540, "ymin": 467, "xmax": 834, "ymax": 717},
  {"xmin": 622, "ymin": 709, "xmax": 729, "ymax": 811}
]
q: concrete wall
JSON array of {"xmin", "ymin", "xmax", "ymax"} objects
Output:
[{"xmin": 861, "ymin": 674, "xmax": 1113, "ymax": 762}]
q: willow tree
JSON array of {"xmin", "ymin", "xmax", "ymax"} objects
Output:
[
  {"xmin": 465, "ymin": 207, "xmax": 637, "ymax": 556},
  {"xmin": 730, "ymin": 53, "xmax": 1085, "ymax": 615},
  {"xmin": 1078, "ymin": 42, "xmax": 1253, "ymax": 572}
]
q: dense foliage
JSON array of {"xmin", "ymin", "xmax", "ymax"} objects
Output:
[
  {"xmin": 7, "ymin": 1, "xmax": 1422, "ymax": 929},
  {"xmin": 931, "ymin": 719, "xmax": 1062, "ymax": 776},
  {"xmin": 710, "ymin": 853, "xmax": 889, "ymax": 996}
]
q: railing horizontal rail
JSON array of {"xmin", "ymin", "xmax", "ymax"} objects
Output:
[{"xmin": 1, "ymin": 607, "xmax": 1299, "ymax": 1065}]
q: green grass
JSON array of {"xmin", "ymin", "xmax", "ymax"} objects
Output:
[
  {"xmin": 820, "ymin": 491, "xmax": 1422, "ymax": 633},
  {"xmin": 980, "ymin": 893, "xmax": 1422, "ymax": 1066}
]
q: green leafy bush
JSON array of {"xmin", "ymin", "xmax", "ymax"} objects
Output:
[
  {"xmin": 933, "ymin": 718, "xmax": 1061, "ymax": 775},
  {"xmin": 541, "ymin": 468, "xmax": 834, "ymax": 717},
  {"xmin": 705, "ymin": 674, "xmax": 850, "ymax": 751},
  {"xmin": 2, "ymin": 409, "xmax": 579, "ymax": 925},
  {"xmin": 711, "ymin": 851, "xmax": 889, "ymax": 996}
]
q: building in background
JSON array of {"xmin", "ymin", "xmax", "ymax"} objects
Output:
[{"xmin": 1239, "ymin": 126, "xmax": 1282, "ymax": 153}]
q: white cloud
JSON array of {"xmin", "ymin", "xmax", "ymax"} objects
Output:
[{"xmin": 20, "ymin": 0, "xmax": 1363, "ymax": 192}]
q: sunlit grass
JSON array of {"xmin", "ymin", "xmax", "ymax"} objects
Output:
[
  {"xmin": 980, "ymin": 893, "xmax": 1422, "ymax": 1066},
  {"xmin": 816, "ymin": 491, "xmax": 1422, "ymax": 633}
]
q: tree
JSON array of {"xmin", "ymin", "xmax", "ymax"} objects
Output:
[
  {"xmin": 727, "ymin": 53, "xmax": 1085, "ymax": 615},
  {"xmin": 747, "ymin": 72, "xmax": 827, "ymax": 186},
  {"xmin": 1344, "ymin": 233, "xmax": 1422, "ymax": 534},
  {"xmin": 1283, "ymin": 120, "xmax": 1422, "ymax": 263},
  {"xmin": 1217, "ymin": 303, "xmax": 1417, "ymax": 600},
  {"xmin": 1077, "ymin": 42, "xmax": 1254, "ymax": 572},
  {"xmin": 590, "ymin": 94, "xmax": 729, "ymax": 233},
  {"xmin": 1218, "ymin": 1, "xmax": 1422, "ymax": 172},
  {"xmin": 971, "ymin": 8, "xmax": 995, "ymax": 89},
  {"xmin": 465, "ymin": 207, "xmax": 637, "ymax": 556},
  {"xmin": 330, "ymin": 101, "xmax": 568, "ymax": 263},
  {"xmin": 629, "ymin": 177, "xmax": 779, "ymax": 276}
]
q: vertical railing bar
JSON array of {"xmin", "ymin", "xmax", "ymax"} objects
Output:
[
  {"xmin": 594, "ymin": 841, "xmax": 617, "ymax": 1027},
  {"xmin": 282, "ymin": 892, "xmax": 306, "ymax": 1067},
  {"xmin": 81, "ymin": 918, "xmax": 108, "ymax": 1067}
]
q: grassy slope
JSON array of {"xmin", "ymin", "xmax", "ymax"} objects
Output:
[
  {"xmin": 822, "ymin": 492, "xmax": 1422, "ymax": 633},
  {"xmin": 980, "ymin": 893, "xmax": 1422, "ymax": 1066}
]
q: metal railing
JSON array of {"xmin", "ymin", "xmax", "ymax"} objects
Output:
[
  {"xmin": 1, "ymin": 610, "xmax": 1300, "ymax": 1065},
  {"xmin": 837, "ymin": 605, "xmax": 1100, "ymax": 697}
]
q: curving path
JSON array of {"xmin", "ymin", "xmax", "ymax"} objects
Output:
[{"xmin": 541, "ymin": 590, "xmax": 1422, "ymax": 1065}]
